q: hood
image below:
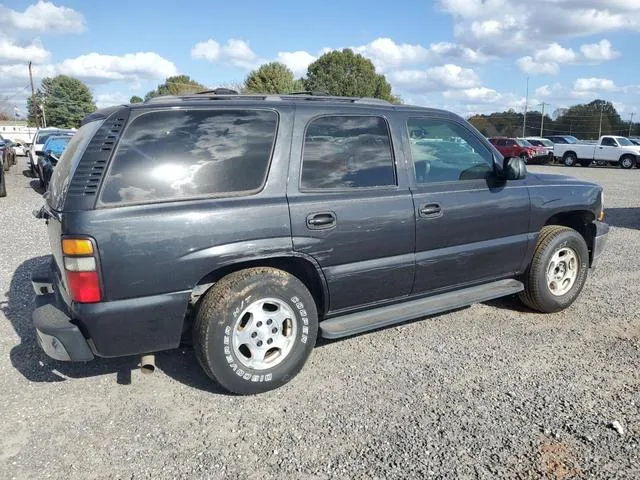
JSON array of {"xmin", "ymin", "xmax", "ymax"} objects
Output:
[{"xmin": 528, "ymin": 171, "xmax": 598, "ymax": 188}]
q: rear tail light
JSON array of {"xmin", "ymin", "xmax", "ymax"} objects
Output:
[{"xmin": 62, "ymin": 237, "xmax": 102, "ymax": 303}]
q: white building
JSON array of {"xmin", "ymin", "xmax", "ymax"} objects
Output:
[{"xmin": 0, "ymin": 121, "xmax": 38, "ymax": 143}]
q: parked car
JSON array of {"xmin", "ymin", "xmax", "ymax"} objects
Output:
[
  {"xmin": 28, "ymin": 127, "xmax": 75, "ymax": 178},
  {"xmin": 629, "ymin": 138, "xmax": 640, "ymax": 146},
  {"xmin": 487, "ymin": 137, "xmax": 548, "ymax": 163},
  {"xmin": 525, "ymin": 136, "xmax": 556, "ymax": 162},
  {"xmin": 36, "ymin": 135, "xmax": 72, "ymax": 189},
  {"xmin": 31, "ymin": 92, "xmax": 608, "ymax": 395},
  {"xmin": 554, "ymin": 135, "xmax": 640, "ymax": 168},
  {"xmin": 0, "ymin": 154, "xmax": 5, "ymax": 197},
  {"xmin": 12, "ymin": 141, "xmax": 27, "ymax": 156},
  {"xmin": 544, "ymin": 135, "xmax": 579, "ymax": 144},
  {"xmin": 1, "ymin": 140, "xmax": 17, "ymax": 171}
]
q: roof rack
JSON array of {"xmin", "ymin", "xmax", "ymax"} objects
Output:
[{"xmin": 144, "ymin": 92, "xmax": 392, "ymax": 105}]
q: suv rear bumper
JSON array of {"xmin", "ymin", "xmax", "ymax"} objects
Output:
[
  {"xmin": 32, "ymin": 294, "xmax": 95, "ymax": 361},
  {"xmin": 31, "ymin": 264, "xmax": 190, "ymax": 360},
  {"xmin": 591, "ymin": 220, "xmax": 609, "ymax": 267}
]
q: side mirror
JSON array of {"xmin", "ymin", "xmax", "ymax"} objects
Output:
[
  {"xmin": 503, "ymin": 157, "xmax": 527, "ymax": 180},
  {"xmin": 35, "ymin": 150, "xmax": 44, "ymax": 156}
]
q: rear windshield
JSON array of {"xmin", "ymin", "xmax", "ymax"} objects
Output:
[
  {"xmin": 44, "ymin": 137, "xmax": 70, "ymax": 156},
  {"xmin": 47, "ymin": 120, "xmax": 104, "ymax": 211},
  {"xmin": 36, "ymin": 130, "xmax": 72, "ymax": 145},
  {"xmin": 98, "ymin": 109, "xmax": 278, "ymax": 206}
]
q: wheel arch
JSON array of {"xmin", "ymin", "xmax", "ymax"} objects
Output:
[
  {"xmin": 619, "ymin": 153, "xmax": 636, "ymax": 166},
  {"xmin": 543, "ymin": 210, "xmax": 596, "ymax": 263},
  {"xmin": 562, "ymin": 150, "xmax": 577, "ymax": 159},
  {"xmin": 191, "ymin": 254, "xmax": 329, "ymax": 316}
]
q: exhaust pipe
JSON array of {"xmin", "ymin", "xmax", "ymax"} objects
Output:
[{"xmin": 140, "ymin": 354, "xmax": 156, "ymax": 374}]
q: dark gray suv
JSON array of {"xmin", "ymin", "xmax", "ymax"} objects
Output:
[{"xmin": 32, "ymin": 92, "xmax": 609, "ymax": 394}]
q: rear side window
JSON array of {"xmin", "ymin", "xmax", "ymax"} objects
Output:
[
  {"xmin": 48, "ymin": 120, "xmax": 104, "ymax": 211},
  {"xmin": 301, "ymin": 115, "xmax": 395, "ymax": 189},
  {"xmin": 99, "ymin": 109, "xmax": 278, "ymax": 205}
]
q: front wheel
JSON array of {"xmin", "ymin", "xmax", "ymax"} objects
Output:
[
  {"xmin": 193, "ymin": 267, "xmax": 318, "ymax": 395},
  {"xmin": 0, "ymin": 168, "xmax": 6, "ymax": 197},
  {"xmin": 519, "ymin": 225, "xmax": 589, "ymax": 313}
]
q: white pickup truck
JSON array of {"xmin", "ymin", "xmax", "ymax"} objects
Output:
[{"xmin": 554, "ymin": 135, "xmax": 640, "ymax": 169}]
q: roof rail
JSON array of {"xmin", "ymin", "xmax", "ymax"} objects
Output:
[
  {"xmin": 195, "ymin": 88, "xmax": 238, "ymax": 95},
  {"xmin": 143, "ymin": 93, "xmax": 392, "ymax": 106},
  {"xmin": 287, "ymin": 91, "xmax": 330, "ymax": 96}
]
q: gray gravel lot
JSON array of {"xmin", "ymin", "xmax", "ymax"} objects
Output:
[{"xmin": 0, "ymin": 157, "xmax": 638, "ymax": 479}]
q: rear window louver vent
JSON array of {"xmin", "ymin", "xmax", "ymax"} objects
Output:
[{"xmin": 65, "ymin": 110, "xmax": 130, "ymax": 209}]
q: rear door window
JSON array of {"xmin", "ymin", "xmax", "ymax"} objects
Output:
[
  {"xmin": 300, "ymin": 115, "xmax": 396, "ymax": 189},
  {"xmin": 99, "ymin": 109, "xmax": 278, "ymax": 205}
]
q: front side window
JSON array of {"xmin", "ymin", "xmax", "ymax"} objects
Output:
[
  {"xmin": 407, "ymin": 118, "xmax": 493, "ymax": 184},
  {"xmin": 301, "ymin": 115, "xmax": 396, "ymax": 189},
  {"xmin": 99, "ymin": 109, "xmax": 278, "ymax": 205},
  {"xmin": 601, "ymin": 137, "xmax": 617, "ymax": 147}
]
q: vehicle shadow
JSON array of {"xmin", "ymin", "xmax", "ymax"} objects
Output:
[
  {"xmin": 28, "ymin": 179, "xmax": 44, "ymax": 195},
  {"xmin": 603, "ymin": 207, "xmax": 639, "ymax": 230},
  {"xmin": 2, "ymin": 256, "xmax": 227, "ymax": 394}
]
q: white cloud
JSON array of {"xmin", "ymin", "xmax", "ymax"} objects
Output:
[
  {"xmin": 350, "ymin": 37, "xmax": 488, "ymax": 71},
  {"xmin": 580, "ymin": 39, "xmax": 621, "ymax": 61},
  {"xmin": 573, "ymin": 77, "xmax": 617, "ymax": 92},
  {"xmin": 94, "ymin": 92, "xmax": 131, "ymax": 109},
  {"xmin": 517, "ymin": 56, "xmax": 560, "ymax": 75},
  {"xmin": 516, "ymin": 42, "xmax": 577, "ymax": 75},
  {"xmin": 443, "ymin": 87, "xmax": 501, "ymax": 103},
  {"xmin": 0, "ymin": 37, "xmax": 50, "ymax": 64},
  {"xmin": 191, "ymin": 38, "xmax": 260, "ymax": 69},
  {"xmin": 440, "ymin": 0, "xmax": 640, "ymax": 53},
  {"xmin": 276, "ymin": 51, "xmax": 316, "ymax": 77},
  {"xmin": 2, "ymin": 1, "xmax": 85, "ymax": 33},
  {"xmin": 58, "ymin": 52, "xmax": 177, "ymax": 83},
  {"xmin": 390, "ymin": 64, "xmax": 480, "ymax": 91}
]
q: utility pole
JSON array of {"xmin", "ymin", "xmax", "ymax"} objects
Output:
[
  {"xmin": 629, "ymin": 113, "xmax": 634, "ymax": 137},
  {"xmin": 598, "ymin": 103, "xmax": 604, "ymax": 138},
  {"xmin": 28, "ymin": 61, "xmax": 39, "ymax": 128},
  {"xmin": 522, "ymin": 76, "xmax": 529, "ymax": 137},
  {"xmin": 539, "ymin": 102, "xmax": 547, "ymax": 136}
]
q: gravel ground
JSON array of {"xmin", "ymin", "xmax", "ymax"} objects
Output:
[{"xmin": 0, "ymin": 158, "xmax": 638, "ymax": 479}]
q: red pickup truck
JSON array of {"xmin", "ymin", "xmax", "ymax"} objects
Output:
[{"xmin": 488, "ymin": 137, "xmax": 548, "ymax": 164}]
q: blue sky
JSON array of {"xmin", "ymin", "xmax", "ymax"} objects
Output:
[{"xmin": 1, "ymin": 0, "xmax": 639, "ymax": 120}]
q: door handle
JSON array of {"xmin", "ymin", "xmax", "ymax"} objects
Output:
[
  {"xmin": 306, "ymin": 211, "xmax": 336, "ymax": 229},
  {"xmin": 419, "ymin": 203, "xmax": 442, "ymax": 217}
]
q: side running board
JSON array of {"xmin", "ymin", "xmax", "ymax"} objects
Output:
[{"xmin": 319, "ymin": 279, "xmax": 524, "ymax": 339}]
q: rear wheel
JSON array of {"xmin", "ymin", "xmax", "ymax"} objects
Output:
[
  {"xmin": 193, "ymin": 267, "xmax": 318, "ymax": 395},
  {"xmin": 519, "ymin": 225, "xmax": 589, "ymax": 313},
  {"xmin": 563, "ymin": 153, "xmax": 577, "ymax": 167},
  {"xmin": 620, "ymin": 155, "xmax": 635, "ymax": 169}
]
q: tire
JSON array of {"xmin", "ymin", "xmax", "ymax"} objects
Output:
[
  {"xmin": 193, "ymin": 267, "xmax": 318, "ymax": 395},
  {"xmin": 519, "ymin": 225, "xmax": 589, "ymax": 313},
  {"xmin": 0, "ymin": 168, "xmax": 6, "ymax": 197},
  {"xmin": 38, "ymin": 164, "xmax": 45, "ymax": 188},
  {"xmin": 29, "ymin": 156, "xmax": 36, "ymax": 177},
  {"xmin": 620, "ymin": 155, "xmax": 635, "ymax": 169},
  {"xmin": 563, "ymin": 153, "xmax": 576, "ymax": 167},
  {"xmin": 2, "ymin": 156, "xmax": 9, "ymax": 172}
]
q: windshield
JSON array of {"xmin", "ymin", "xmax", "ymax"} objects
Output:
[
  {"xmin": 617, "ymin": 137, "xmax": 633, "ymax": 146},
  {"xmin": 44, "ymin": 137, "xmax": 71, "ymax": 156},
  {"xmin": 47, "ymin": 120, "xmax": 103, "ymax": 211},
  {"xmin": 516, "ymin": 139, "xmax": 532, "ymax": 147}
]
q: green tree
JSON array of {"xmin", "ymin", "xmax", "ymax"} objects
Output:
[
  {"xmin": 144, "ymin": 75, "xmax": 206, "ymax": 100},
  {"xmin": 130, "ymin": 95, "xmax": 143, "ymax": 103},
  {"xmin": 29, "ymin": 76, "xmax": 96, "ymax": 128},
  {"xmin": 553, "ymin": 99, "xmax": 625, "ymax": 139},
  {"xmin": 244, "ymin": 62, "xmax": 303, "ymax": 94},
  {"xmin": 304, "ymin": 49, "xmax": 397, "ymax": 101}
]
